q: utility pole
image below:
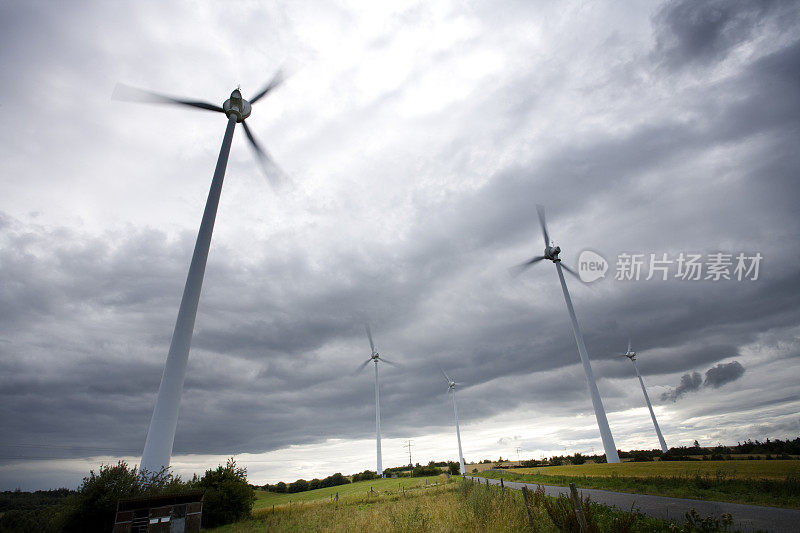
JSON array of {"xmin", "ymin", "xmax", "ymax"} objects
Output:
[{"xmin": 403, "ymin": 440, "xmax": 414, "ymax": 477}]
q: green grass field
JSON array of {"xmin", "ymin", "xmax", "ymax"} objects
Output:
[
  {"xmin": 211, "ymin": 477, "xmax": 679, "ymax": 532},
  {"xmin": 253, "ymin": 475, "xmax": 445, "ymax": 509},
  {"xmin": 476, "ymin": 460, "xmax": 800, "ymax": 508},
  {"xmin": 517, "ymin": 459, "xmax": 800, "ymax": 480}
]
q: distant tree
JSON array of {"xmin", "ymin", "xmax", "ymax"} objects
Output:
[
  {"xmin": 571, "ymin": 453, "xmax": 586, "ymax": 465},
  {"xmin": 352, "ymin": 470, "xmax": 377, "ymax": 482},
  {"xmin": 274, "ymin": 481, "xmax": 287, "ymax": 493},
  {"xmin": 308, "ymin": 479, "xmax": 321, "ymax": 491},
  {"xmin": 448, "ymin": 462, "xmax": 460, "ymax": 475},
  {"xmin": 411, "ymin": 465, "xmax": 440, "ymax": 477},
  {"xmin": 287, "ymin": 479, "xmax": 309, "ymax": 493}
]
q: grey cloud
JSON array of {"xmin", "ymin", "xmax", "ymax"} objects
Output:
[
  {"xmin": 662, "ymin": 360, "xmax": 747, "ymax": 402},
  {"xmin": 704, "ymin": 361, "xmax": 745, "ymax": 388},
  {"xmin": 651, "ymin": 0, "xmax": 792, "ymax": 70},
  {"xmin": 662, "ymin": 371, "xmax": 702, "ymax": 402}
]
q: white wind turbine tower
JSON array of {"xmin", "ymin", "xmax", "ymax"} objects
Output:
[
  {"xmin": 113, "ymin": 73, "xmax": 285, "ymax": 474},
  {"xmin": 515, "ymin": 205, "xmax": 620, "ymax": 463},
  {"xmin": 356, "ymin": 324, "xmax": 398, "ymax": 477},
  {"xmin": 441, "ymin": 368, "xmax": 466, "ymax": 475},
  {"xmin": 623, "ymin": 340, "xmax": 668, "ymax": 453}
]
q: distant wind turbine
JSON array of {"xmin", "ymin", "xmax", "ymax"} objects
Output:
[
  {"xmin": 113, "ymin": 73, "xmax": 285, "ymax": 474},
  {"xmin": 515, "ymin": 205, "xmax": 620, "ymax": 463},
  {"xmin": 356, "ymin": 324, "xmax": 398, "ymax": 477},
  {"xmin": 623, "ymin": 340, "xmax": 668, "ymax": 453},
  {"xmin": 441, "ymin": 368, "xmax": 466, "ymax": 475}
]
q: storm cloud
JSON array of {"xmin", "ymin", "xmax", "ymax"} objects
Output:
[
  {"xmin": 704, "ymin": 361, "xmax": 746, "ymax": 389},
  {"xmin": 662, "ymin": 372, "xmax": 703, "ymax": 402},
  {"xmin": 662, "ymin": 361, "xmax": 747, "ymax": 401}
]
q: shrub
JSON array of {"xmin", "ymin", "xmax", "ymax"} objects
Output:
[
  {"xmin": 0, "ymin": 508, "xmax": 53, "ymax": 533},
  {"xmin": 352, "ymin": 470, "xmax": 378, "ymax": 482},
  {"xmin": 50, "ymin": 462, "xmax": 187, "ymax": 533},
  {"xmin": 196, "ymin": 458, "xmax": 255, "ymax": 529}
]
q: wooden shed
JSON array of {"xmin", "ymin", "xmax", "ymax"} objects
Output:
[{"xmin": 113, "ymin": 491, "xmax": 204, "ymax": 533}]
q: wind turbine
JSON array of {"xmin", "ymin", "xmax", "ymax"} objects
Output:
[
  {"xmin": 113, "ymin": 73, "xmax": 285, "ymax": 474},
  {"xmin": 356, "ymin": 324, "xmax": 397, "ymax": 477},
  {"xmin": 623, "ymin": 340, "xmax": 668, "ymax": 453},
  {"xmin": 515, "ymin": 205, "xmax": 620, "ymax": 463},
  {"xmin": 441, "ymin": 368, "xmax": 466, "ymax": 475}
]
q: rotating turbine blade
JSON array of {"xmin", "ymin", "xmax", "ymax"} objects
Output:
[
  {"xmin": 536, "ymin": 204, "xmax": 550, "ymax": 246},
  {"xmin": 112, "ymin": 83, "xmax": 224, "ymax": 113},
  {"xmin": 355, "ymin": 358, "xmax": 372, "ymax": 374},
  {"xmin": 250, "ymin": 70, "xmax": 285, "ymax": 104},
  {"xmin": 510, "ymin": 256, "xmax": 546, "ymax": 277},
  {"xmin": 379, "ymin": 357, "xmax": 399, "ymax": 367},
  {"xmin": 241, "ymin": 121, "xmax": 284, "ymax": 188},
  {"xmin": 560, "ymin": 263, "xmax": 583, "ymax": 282},
  {"xmin": 365, "ymin": 323, "xmax": 376, "ymax": 355},
  {"xmin": 440, "ymin": 367, "xmax": 451, "ymax": 384},
  {"xmin": 628, "ymin": 339, "xmax": 632, "ymax": 354}
]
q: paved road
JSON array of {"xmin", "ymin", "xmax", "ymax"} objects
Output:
[{"xmin": 465, "ymin": 476, "xmax": 799, "ymax": 533}]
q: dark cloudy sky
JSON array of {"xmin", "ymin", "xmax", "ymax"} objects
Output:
[{"xmin": 1, "ymin": 0, "xmax": 799, "ymax": 490}]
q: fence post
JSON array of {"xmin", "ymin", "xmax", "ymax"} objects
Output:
[
  {"xmin": 500, "ymin": 478, "xmax": 504, "ymax": 491},
  {"xmin": 521, "ymin": 486, "xmax": 535, "ymax": 529},
  {"xmin": 569, "ymin": 483, "xmax": 588, "ymax": 533}
]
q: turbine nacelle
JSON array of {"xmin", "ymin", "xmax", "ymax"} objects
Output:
[
  {"xmin": 623, "ymin": 340, "xmax": 636, "ymax": 360},
  {"xmin": 544, "ymin": 243, "xmax": 562, "ymax": 262},
  {"xmin": 223, "ymin": 88, "xmax": 252, "ymax": 122}
]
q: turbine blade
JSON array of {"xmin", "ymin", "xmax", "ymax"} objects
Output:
[
  {"xmin": 250, "ymin": 70, "xmax": 285, "ymax": 104},
  {"xmin": 112, "ymin": 83, "xmax": 224, "ymax": 113},
  {"xmin": 355, "ymin": 358, "xmax": 372, "ymax": 375},
  {"xmin": 241, "ymin": 121, "xmax": 285, "ymax": 188},
  {"xmin": 510, "ymin": 256, "xmax": 546, "ymax": 277},
  {"xmin": 628, "ymin": 339, "xmax": 632, "ymax": 353},
  {"xmin": 440, "ymin": 367, "xmax": 451, "ymax": 384},
  {"xmin": 560, "ymin": 263, "xmax": 583, "ymax": 281},
  {"xmin": 536, "ymin": 204, "xmax": 550, "ymax": 246},
  {"xmin": 365, "ymin": 323, "xmax": 376, "ymax": 355},
  {"xmin": 379, "ymin": 357, "xmax": 399, "ymax": 367}
]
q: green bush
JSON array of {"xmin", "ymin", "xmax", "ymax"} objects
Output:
[
  {"xmin": 50, "ymin": 461, "xmax": 188, "ymax": 533},
  {"xmin": 0, "ymin": 508, "xmax": 53, "ymax": 533},
  {"xmin": 196, "ymin": 458, "xmax": 255, "ymax": 528}
]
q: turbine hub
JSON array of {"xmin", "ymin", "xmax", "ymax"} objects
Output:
[
  {"xmin": 223, "ymin": 88, "xmax": 252, "ymax": 122},
  {"xmin": 545, "ymin": 244, "xmax": 562, "ymax": 262}
]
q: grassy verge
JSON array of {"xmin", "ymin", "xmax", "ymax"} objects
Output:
[
  {"xmin": 210, "ymin": 477, "xmax": 681, "ymax": 532},
  {"xmin": 514, "ymin": 460, "xmax": 800, "ymax": 480},
  {"xmin": 253, "ymin": 475, "xmax": 444, "ymax": 508},
  {"xmin": 475, "ymin": 464, "xmax": 800, "ymax": 509}
]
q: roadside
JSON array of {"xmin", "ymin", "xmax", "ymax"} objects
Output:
[{"xmin": 466, "ymin": 475, "xmax": 800, "ymax": 533}]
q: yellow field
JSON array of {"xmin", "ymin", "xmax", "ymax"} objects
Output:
[
  {"xmin": 253, "ymin": 475, "xmax": 445, "ymax": 508},
  {"xmin": 517, "ymin": 460, "xmax": 800, "ymax": 480}
]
